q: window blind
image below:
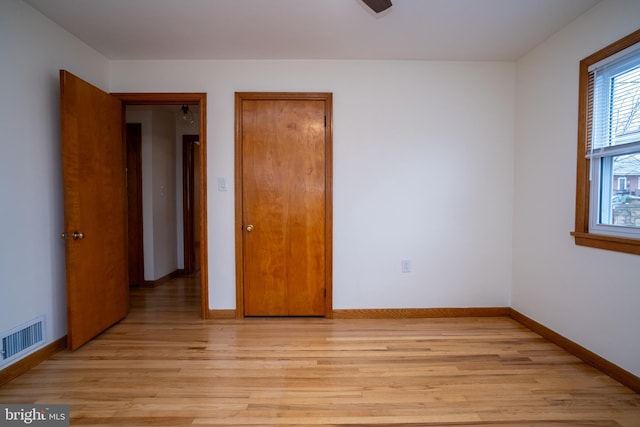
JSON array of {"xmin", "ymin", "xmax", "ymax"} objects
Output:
[{"xmin": 587, "ymin": 45, "xmax": 640, "ymax": 157}]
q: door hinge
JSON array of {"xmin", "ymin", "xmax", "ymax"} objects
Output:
[{"xmin": 324, "ymin": 115, "xmax": 327, "ymax": 127}]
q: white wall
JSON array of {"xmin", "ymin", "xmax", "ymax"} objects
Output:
[
  {"xmin": 110, "ymin": 60, "xmax": 515, "ymax": 311},
  {"xmin": 513, "ymin": 0, "xmax": 640, "ymax": 376},
  {"xmin": 126, "ymin": 110, "xmax": 154, "ymax": 279},
  {"xmin": 0, "ymin": 0, "xmax": 109, "ymax": 358},
  {"xmin": 126, "ymin": 109, "xmax": 179, "ymax": 281},
  {"xmin": 151, "ymin": 110, "xmax": 178, "ymax": 280}
]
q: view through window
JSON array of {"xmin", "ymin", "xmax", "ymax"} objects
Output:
[{"xmin": 588, "ymin": 41, "xmax": 640, "ymax": 237}]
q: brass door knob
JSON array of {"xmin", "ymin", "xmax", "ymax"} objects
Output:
[
  {"xmin": 245, "ymin": 224, "xmax": 254, "ymax": 232},
  {"xmin": 61, "ymin": 231, "xmax": 85, "ymax": 240}
]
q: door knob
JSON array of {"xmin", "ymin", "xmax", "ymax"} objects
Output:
[
  {"xmin": 60, "ymin": 231, "xmax": 85, "ymax": 240},
  {"xmin": 245, "ymin": 224, "xmax": 254, "ymax": 232}
]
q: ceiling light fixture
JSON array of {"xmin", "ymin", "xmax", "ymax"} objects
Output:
[
  {"xmin": 362, "ymin": 0, "xmax": 392, "ymax": 13},
  {"xmin": 181, "ymin": 105, "xmax": 195, "ymax": 125}
]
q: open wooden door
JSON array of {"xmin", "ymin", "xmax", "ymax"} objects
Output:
[{"xmin": 60, "ymin": 70, "xmax": 128, "ymax": 350}]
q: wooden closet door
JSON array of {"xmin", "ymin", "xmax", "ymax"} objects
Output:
[{"xmin": 239, "ymin": 96, "xmax": 329, "ymax": 316}]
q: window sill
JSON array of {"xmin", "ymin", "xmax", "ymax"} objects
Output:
[{"xmin": 571, "ymin": 231, "xmax": 640, "ymax": 255}]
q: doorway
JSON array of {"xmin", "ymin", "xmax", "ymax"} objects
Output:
[
  {"xmin": 182, "ymin": 134, "xmax": 201, "ymax": 275},
  {"xmin": 234, "ymin": 92, "xmax": 333, "ymax": 318},
  {"xmin": 126, "ymin": 123, "xmax": 144, "ymax": 287},
  {"xmin": 116, "ymin": 93, "xmax": 209, "ymax": 319}
]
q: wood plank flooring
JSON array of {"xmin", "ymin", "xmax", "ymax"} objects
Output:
[{"xmin": 1, "ymin": 275, "xmax": 639, "ymax": 426}]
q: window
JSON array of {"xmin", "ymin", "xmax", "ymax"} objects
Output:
[
  {"xmin": 573, "ymin": 29, "xmax": 640, "ymax": 255},
  {"xmin": 618, "ymin": 177, "xmax": 627, "ymax": 192}
]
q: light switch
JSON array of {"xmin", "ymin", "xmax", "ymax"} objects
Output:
[
  {"xmin": 218, "ymin": 177, "xmax": 228, "ymax": 192},
  {"xmin": 401, "ymin": 259, "xmax": 411, "ymax": 273}
]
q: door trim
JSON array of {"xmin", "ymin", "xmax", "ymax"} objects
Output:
[
  {"xmin": 113, "ymin": 92, "xmax": 209, "ymax": 319},
  {"xmin": 234, "ymin": 92, "xmax": 333, "ymax": 319}
]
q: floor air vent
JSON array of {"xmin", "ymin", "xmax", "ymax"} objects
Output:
[{"xmin": 1, "ymin": 316, "xmax": 45, "ymax": 365}]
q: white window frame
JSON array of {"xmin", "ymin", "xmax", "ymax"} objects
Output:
[
  {"xmin": 618, "ymin": 177, "xmax": 627, "ymax": 191},
  {"xmin": 586, "ymin": 44, "xmax": 640, "ymax": 240},
  {"xmin": 589, "ymin": 152, "xmax": 640, "ymax": 238}
]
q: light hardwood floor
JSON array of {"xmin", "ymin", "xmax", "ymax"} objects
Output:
[{"xmin": 1, "ymin": 275, "xmax": 639, "ymax": 426}]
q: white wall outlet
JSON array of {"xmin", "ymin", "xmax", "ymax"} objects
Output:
[{"xmin": 401, "ymin": 259, "xmax": 411, "ymax": 273}]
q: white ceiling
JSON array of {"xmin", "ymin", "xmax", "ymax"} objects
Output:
[{"xmin": 24, "ymin": 0, "xmax": 600, "ymax": 61}]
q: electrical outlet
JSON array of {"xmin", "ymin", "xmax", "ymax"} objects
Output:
[{"xmin": 401, "ymin": 259, "xmax": 411, "ymax": 273}]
